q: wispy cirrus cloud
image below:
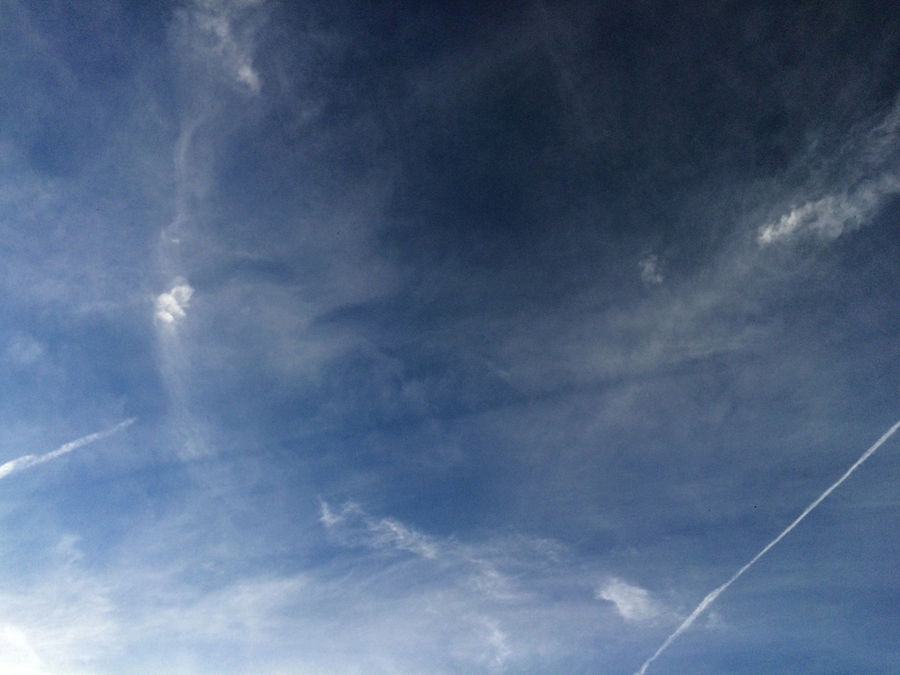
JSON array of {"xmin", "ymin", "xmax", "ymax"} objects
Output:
[
  {"xmin": 320, "ymin": 501, "xmax": 440, "ymax": 559},
  {"xmin": 757, "ymin": 173, "xmax": 900, "ymax": 245},
  {"xmin": 0, "ymin": 498, "xmax": 630, "ymax": 674},
  {"xmin": 758, "ymin": 97, "xmax": 900, "ymax": 246}
]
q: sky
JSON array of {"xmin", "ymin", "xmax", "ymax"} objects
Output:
[{"xmin": 1, "ymin": 1, "xmax": 899, "ymax": 673}]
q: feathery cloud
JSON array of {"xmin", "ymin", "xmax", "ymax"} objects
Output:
[
  {"xmin": 758, "ymin": 96, "xmax": 900, "ymax": 246},
  {"xmin": 757, "ymin": 174, "xmax": 899, "ymax": 245},
  {"xmin": 319, "ymin": 501, "xmax": 439, "ymax": 559}
]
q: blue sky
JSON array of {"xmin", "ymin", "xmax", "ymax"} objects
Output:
[{"xmin": 1, "ymin": 1, "xmax": 899, "ymax": 673}]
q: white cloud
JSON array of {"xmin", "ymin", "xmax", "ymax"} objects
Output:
[
  {"xmin": 757, "ymin": 173, "xmax": 899, "ymax": 245},
  {"xmin": 0, "ymin": 623, "xmax": 48, "ymax": 675},
  {"xmin": 758, "ymin": 96, "xmax": 900, "ymax": 246},
  {"xmin": 639, "ymin": 254, "xmax": 664, "ymax": 285},
  {"xmin": 596, "ymin": 578, "xmax": 667, "ymax": 624},
  {"xmin": 0, "ymin": 548, "xmax": 119, "ymax": 672},
  {"xmin": 155, "ymin": 283, "xmax": 194, "ymax": 324}
]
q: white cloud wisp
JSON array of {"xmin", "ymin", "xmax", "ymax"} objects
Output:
[
  {"xmin": 757, "ymin": 174, "xmax": 900, "ymax": 245},
  {"xmin": 758, "ymin": 96, "xmax": 900, "ymax": 246}
]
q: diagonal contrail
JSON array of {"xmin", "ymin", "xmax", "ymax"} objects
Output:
[
  {"xmin": 0, "ymin": 418, "xmax": 137, "ymax": 481},
  {"xmin": 637, "ymin": 419, "xmax": 900, "ymax": 675}
]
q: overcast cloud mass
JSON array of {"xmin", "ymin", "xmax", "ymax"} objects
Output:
[{"xmin": 1, "ymin": 1, "xmax": 899, "ymax": 673}]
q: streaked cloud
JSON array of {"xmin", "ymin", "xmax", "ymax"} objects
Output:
[
  {"xmin": 320, "ymin": 501, "xmax": 439, "ymax": 559},
  {"xmin": 0, "ymin": 419, "xmax": 135, "ymax": 482},
  {"xmin": 757, "ymin": 173, "xmax": 899, "ymax": 245},
  {"xmin": 758, "ymin": 96, "xmax": 900, "ymax": 246},
  {"xmin": 637, "ymin": 419, "xmax": 900, "ymax": 674}
]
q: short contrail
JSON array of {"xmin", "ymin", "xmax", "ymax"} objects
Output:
[
  {"xmin": 637, "ymin": 419, "xmax": 900, "ymax": 675},
  {"xmin": 0, "ymin": 418, "xmax": 136, "ymax": 481}
]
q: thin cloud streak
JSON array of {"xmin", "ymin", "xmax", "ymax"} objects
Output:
[
  {"xmin": 0, "ymin": 419, "xmax": 136, "ymax": 482},
  {"xmin": 636, "ymin": 419, "xmax": 900, "ymax": 675},
  {"xmin": 320, "ymin": 501, "xmax": 440, "ymax": 559}
]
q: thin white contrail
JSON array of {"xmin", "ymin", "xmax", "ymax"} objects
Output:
[
  {"xmin": 637, "ymin": 419, "xmax": 900, "ymax": 675},
  {"xmin": 0, "ymin": 418, "xmax": 136, "ymax": 481}
]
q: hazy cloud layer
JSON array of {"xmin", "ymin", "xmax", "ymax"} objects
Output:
[{"xmin": 1, "ymin": 2, "xmax": 898, "ymax": 673}]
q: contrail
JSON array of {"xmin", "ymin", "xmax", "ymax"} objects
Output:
[
  {"xmin": 0, "ymin": 418, "xmax": 136, "ymax": 481},
  {"xmin": 637, "ymin": 419, "xmax": 900, "ymax": 675}
]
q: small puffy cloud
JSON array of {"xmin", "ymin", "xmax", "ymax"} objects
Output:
[
  {"xmin": 155, "ymin": 283, "xmax": 194, "ymax": 325},
  {"xmin": 638, "ymin": 254, "xmax": 664, "ymax": 285},
  {"xmin": 596, "ymin": 578, "xmax": 667, "ymax": 624},
  {"xmin": 236, "ymin": 62, "xmax": 261, "ymax": 93}
]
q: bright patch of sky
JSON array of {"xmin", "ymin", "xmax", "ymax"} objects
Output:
[{"xmin": 1, "ymin": 1, "xmax": 899, "ymax": 673}]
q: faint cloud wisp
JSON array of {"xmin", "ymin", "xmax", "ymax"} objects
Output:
[
  {"xmin": 638, "ymin": 254, "xmax": 664, "ymax": 286},
  {"xmin": 757, "ymin": 174, "xmax": 899, "ymax": 245}
]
